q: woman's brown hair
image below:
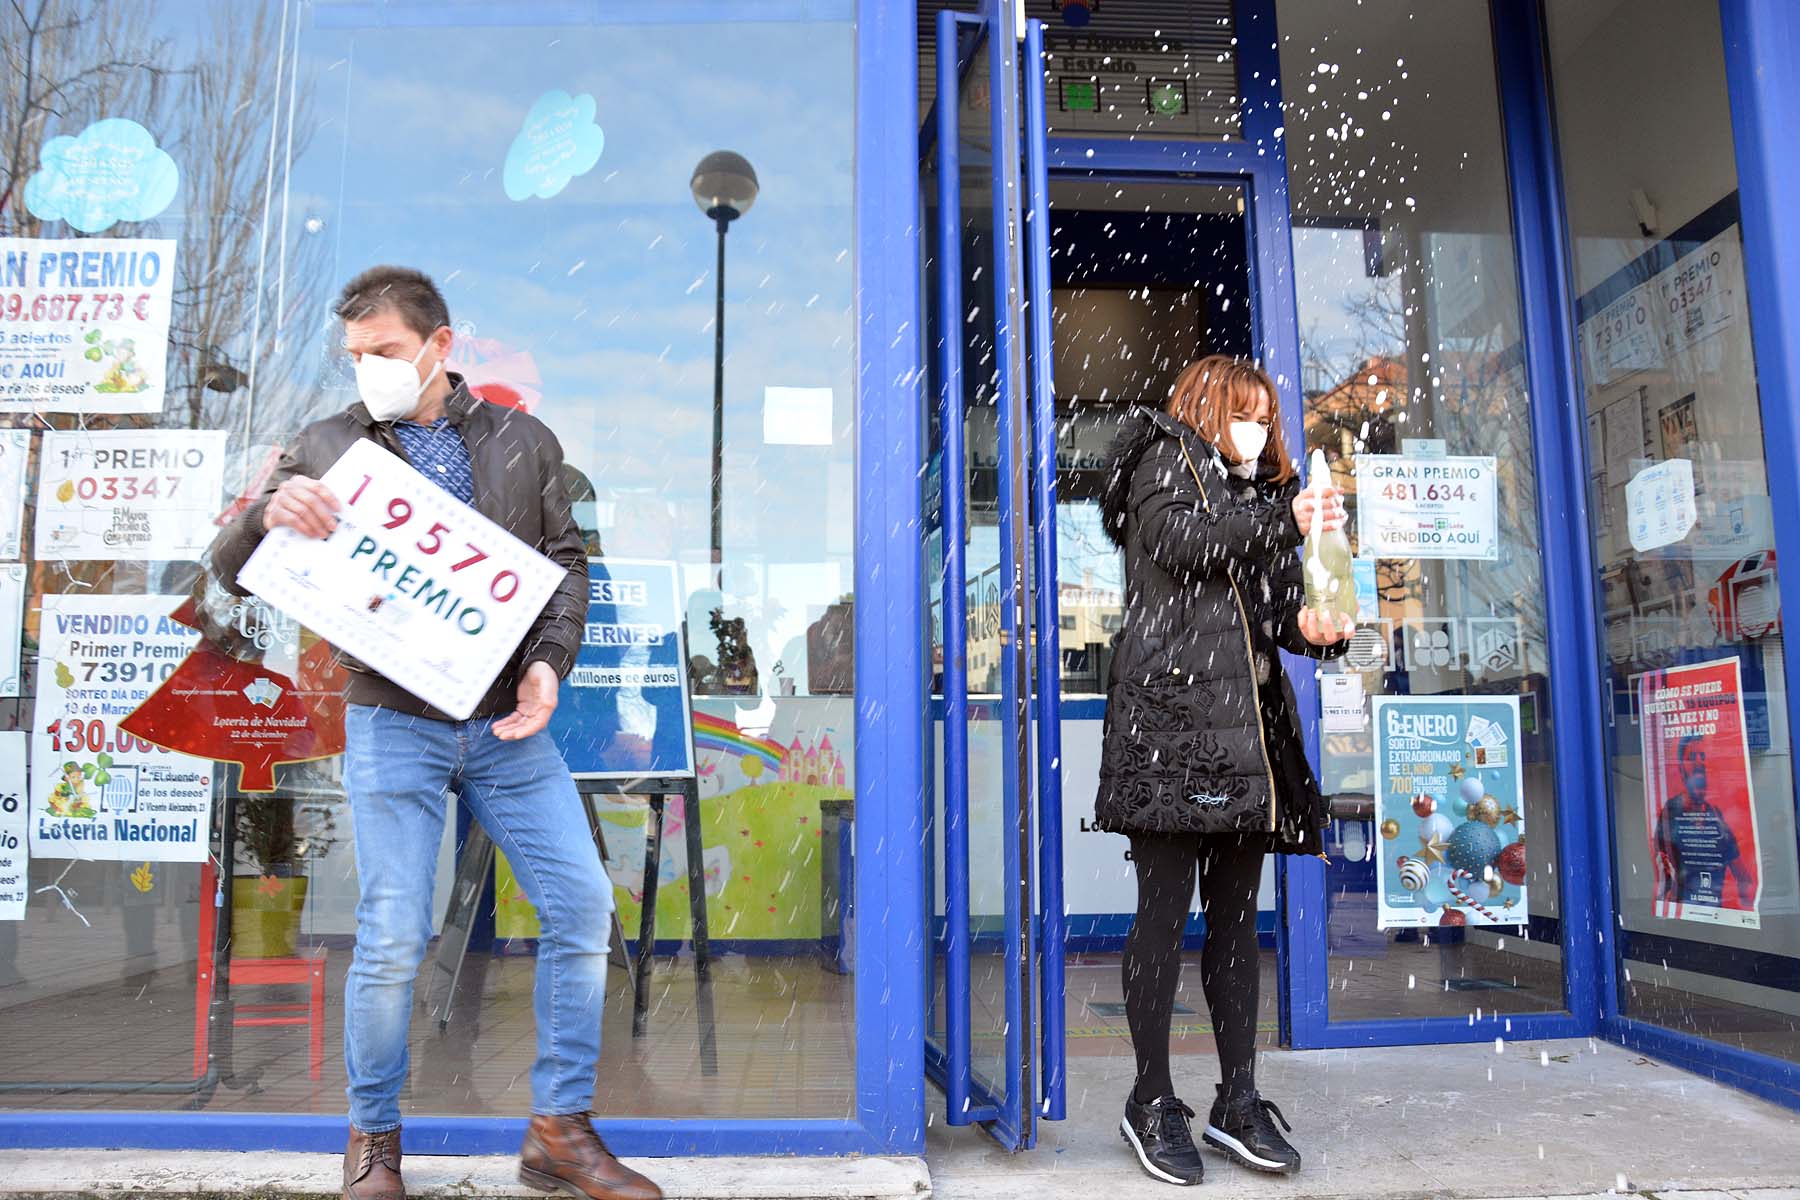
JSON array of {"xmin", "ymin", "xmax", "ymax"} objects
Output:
[{"xmin": 1164, "ymin": 354, "xmax": 1297, "ymax": 484}]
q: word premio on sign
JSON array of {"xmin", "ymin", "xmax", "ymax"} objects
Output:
[
  {"xmin": 1355, "ymin": 453, "xmax": 1499, "ymax": 561},
  {"xmin": 237, "ymin": 439, "xmax": 562, "ymax": 720}
]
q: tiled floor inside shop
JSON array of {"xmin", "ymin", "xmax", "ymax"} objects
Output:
[{"xmin": 4, "ymin": 910, "xmax": 1792, "ymax": 1120}]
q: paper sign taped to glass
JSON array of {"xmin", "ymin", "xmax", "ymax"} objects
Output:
[
  {"xmin": 1355, "ymin": 454, "xmax": 1499, "ymax": 560},
  {"xmin": 236, "ymin": 439, "xmax": 563, "ymax": 721}
]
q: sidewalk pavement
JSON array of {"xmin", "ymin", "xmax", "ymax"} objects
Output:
[
  {"xmin": 2, "ymin": 1038, "xmax": 1798, "ymax": 1199},
  {"xmin": 928, "ymin": 1037, "xmax": 1800, "ymax": 1200}
]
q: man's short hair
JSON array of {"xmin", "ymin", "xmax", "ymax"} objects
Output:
[
  {"xmin": 1678, "ymin": 733, "xmax": 1706, "ymax": 766},
  {"xmin": 334, "ymin": 266, "xmax": 450, "ymax": 340}
]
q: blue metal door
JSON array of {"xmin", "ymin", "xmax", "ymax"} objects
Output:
[{"xmin": 920, "ymin": 1, "xmax": 1064, "ymax": 1152}]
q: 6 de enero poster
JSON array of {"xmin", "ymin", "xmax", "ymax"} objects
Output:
[
  {"xmin": 1639, "ymin": 657, "xmax": 1761, "ymax": 929},
  {"xmin": 1373, "ymin": 695, "xmax": 1527, "ymax": 930},
  {"xmin": 30, "ymin": 594, "xmax": 213, "ymax": 862},
  {"xmin": 0, "ymin": 238, "xmax": 177, "ymax": 414}
]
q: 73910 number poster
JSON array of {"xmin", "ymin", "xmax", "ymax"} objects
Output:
[
  {"xmin": 236, "ymin": 439, "xmax": 562, "ymax": 721},
  {"xmin": 30, "ymin": 593, "xmax": 213, "ymax": 862}
]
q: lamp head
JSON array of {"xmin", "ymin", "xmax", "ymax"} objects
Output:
[{"xmin": 691, "ymin": 150, "xmax": 759, "ymax": 224}]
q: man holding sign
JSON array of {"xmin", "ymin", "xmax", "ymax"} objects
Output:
[{"xmin": 209, "ymin": 267, "xmax": 659, "ymax": 1200}]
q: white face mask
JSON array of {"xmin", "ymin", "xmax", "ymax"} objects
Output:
[
  {"xmin": 1226, "ymin": 420, "xmax": 1269, "ymax": 475},
  {"xmin": 354, "ymin": 341, "xmax": 439, "ymax": 422}
]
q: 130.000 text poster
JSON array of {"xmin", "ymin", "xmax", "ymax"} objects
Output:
[
  {"xmin": 30, "ymin": 594, "xmax": 212, "ymax": 862},
  {"xmin": 1639, "ymin": 657, "xmax": 1762, "ymax": 929}
]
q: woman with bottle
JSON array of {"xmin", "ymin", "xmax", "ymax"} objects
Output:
[{"xmin": 1096, "ymin": 354, "xmax": 1354, "ymax": 1186}]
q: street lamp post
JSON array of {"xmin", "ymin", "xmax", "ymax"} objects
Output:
[{"xmin": 690, "ymin": 151, "xmax": 759, "ymax": 587}]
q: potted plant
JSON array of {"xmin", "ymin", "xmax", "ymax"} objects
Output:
[{"xmin": 232, "ymin": 784, "xmax": 336, "ymax": 959}]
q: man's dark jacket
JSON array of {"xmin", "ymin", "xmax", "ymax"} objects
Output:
[{"xmin": 206, "ymin": 376, "xmax": 588, "ymax": 721}]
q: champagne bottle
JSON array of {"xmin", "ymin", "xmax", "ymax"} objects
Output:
[{"xmin": 1303, "ymin": 448, "xmax": 1359, "ymax": 625}]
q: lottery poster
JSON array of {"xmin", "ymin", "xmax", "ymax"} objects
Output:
[
  {"xmin": 29, "ymin": 593, "xmax": 213, "ymax": 862},
  {"xmin": 0, "ymin": 238, "xmax": 177, "ymax": 414},
  {"xmin": 1373, "ymin": 695, "xmax": 1527, "ymax": 930},
  {"xmin": 548, "ymin": 558, "xmax": 694, "ymax": 778},
  {"xmin": 33, "ymin": 429, "xmax": 226, "ymax": 561},
  {"xmin": 1638, "ymin": 657, "xmax": 1761, "ymax": 929},
  {"xmin": 236, "ymin": 439, "xmax": 563, "ymax": 720},
  {"xmin": 0, "ymin": 428, "xmax": 29, "ymax": 558},
  {"xmin": 0, "ymin": 563, "xmax": 24, "ymax": 696},
  {"xmin": 0, "ymin": 732, "xmax": 25, "ymax": 919}
]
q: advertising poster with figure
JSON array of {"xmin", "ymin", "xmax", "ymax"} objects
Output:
[
  {"xmin": 29, "ymin": 594, "xmax": 213, "ymax": 862},
  {"xmin": 34, "ymin": 430, "xmax": 227, "ymax": 561},
  {"xmin": 1373, "ymin": 695, "xmax": 1527, "ymax": 929},
  {"xmin": 1639, "ymin": 657, "xmax": 1761, "ymax": 928},
  {"xmin": 0, "ymin": 732, "xmax": 26, "ymax": 920},
  {"xmin": 0, "ymin": 238, "xmax": 177, "ymax": 414}
]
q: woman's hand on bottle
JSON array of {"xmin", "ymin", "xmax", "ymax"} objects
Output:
[
  {"xmin": 1298, "ymin": 608, "xmax": 1355, "ymax": 646},
  {"xmin": 1292, "ymin": 486, "xmax": 1347, "ymax": 534}
]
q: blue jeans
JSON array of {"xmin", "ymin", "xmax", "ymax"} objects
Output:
[{"xmin": 341, "ymin": 703, "xmax": 612, "ymax": 1132}]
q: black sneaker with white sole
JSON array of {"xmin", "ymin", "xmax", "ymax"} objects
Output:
[
  {"xmin": 1120, "ymin": 1093, "xmax": 1205, "ymax": 1186},
  {"xmin": 1202, "ymin": 1087, "xmax": 1301, "ymax": 1175}
]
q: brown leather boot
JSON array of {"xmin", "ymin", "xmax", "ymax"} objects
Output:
[
  {"xmin": 519, "ymin": 1113, "xmax": 663, "ymax": 1200},
  {"xmin": 343, "ymin": 1124, "xmax": 404, "ymax": 1200}
]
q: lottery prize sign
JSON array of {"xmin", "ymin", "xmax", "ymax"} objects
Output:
[
  {"xmin": 34, "ymin": 429, "xmax": 227, "ymax": 561},
  {"xmin": 237, "ymin": 439, "xmax": 563, "ymax": 721},
  {"xmin": 30, "ymin": 594, "xmax": 213, "ymax": 862},
  {"xmin": 1355, "ymin": 454, "xmax": 1499, "ymax": 561},
  {"xmin": 0, "ymin": 237, "xmax": 177, "ymax": 414}
]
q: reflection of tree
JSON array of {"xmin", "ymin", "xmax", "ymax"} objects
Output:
[
  {"xmin": 0, "ymin": 0, "xmax": 172, "ymax": 230},
  {"xmin": 0, "ymin": 1, "xmax": 329, "ymax": 441},
  {"xmin": 164, "ymin": 1, "xmax": 327, "ymax": 438}
]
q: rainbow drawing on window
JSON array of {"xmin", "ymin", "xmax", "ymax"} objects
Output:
[{"xmin": 691, "ymin": 711, "xmax": 787, "ymax": 781}]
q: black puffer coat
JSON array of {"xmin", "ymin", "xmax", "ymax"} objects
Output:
[{"xmin": 1092, "ymin": 409, "xmax": 1342, "ymax": 853}]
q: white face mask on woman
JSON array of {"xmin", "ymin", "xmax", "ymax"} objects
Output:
[
  {"xmin": 355, "ymin": 341, "xmax": 439, "ymax": 423},
  {"xmin": 1226, "ymin": 420, "xmax": 1268, "ymax": 477}
]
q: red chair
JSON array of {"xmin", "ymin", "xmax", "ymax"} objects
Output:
[{"xmin": 227, "ymin": 951, "xmax": 328, "ymax": 1081}]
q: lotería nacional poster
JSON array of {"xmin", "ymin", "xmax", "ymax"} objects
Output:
[
  {"xmin": 34, "ymin": 429, "xmax": 226, "ymax": 561},
  {"xmin": 0, "ymin": 731, "xmax": 25, "ymax": 919},
  {"xmin": 30, "ymin": 593, "xmax": 213, "ymax": 862},
  {"xmin": 0, "ymin": 238, "xmax": 177, "ymax": 414},
  {"xmin": 1373, "ymin": 695, "xmax": 1527, "ymax": 930},
  {"xmin": 1638, "ymin": 657, "xmax": 1761, "ymax": 928}
]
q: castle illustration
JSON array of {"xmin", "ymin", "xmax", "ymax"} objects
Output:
[{"xmin": 779, "ymin": 733, "xmax": 846, "ymax": 790}]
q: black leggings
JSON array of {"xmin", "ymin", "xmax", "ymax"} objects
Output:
[{"xmin": 1123, "ymin": 833, "xmax": 1265, "ymax": 1105}]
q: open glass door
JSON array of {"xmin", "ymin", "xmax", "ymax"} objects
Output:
[{"xmin": 921, "ymin": 1, "xmax": 1064, "ymax": 1152}]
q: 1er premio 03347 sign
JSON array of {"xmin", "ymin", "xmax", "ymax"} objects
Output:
[
  {"xmin": 236, "ymin": 439, "xmax": 563, "ymax": 721},
  {"xmin": 30, "ymin": 594, "xmax": 214, "ymax": 862},
  {"xmin": 0, "ymin": 238, "xmax": 176, "ymax": 414}
]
